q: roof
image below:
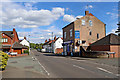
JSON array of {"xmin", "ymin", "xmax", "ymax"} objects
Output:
[
  {"xmin": 0, "ymin": 31, "xmax": 13, "ymax": 38},
  {"xmin": 90, "ymin": 33, "xmax": 120, "ymax": 46},
  {"xmin": 12, "ymin": 42, "xmax": 28, "ymax": 49}
]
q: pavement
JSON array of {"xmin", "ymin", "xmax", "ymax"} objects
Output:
[
  {"xmin": 32, "ymin": 50, "xmax": 119, "ymax": 78},
  {"xmin": 2, "ymin": 52, "xmax": 47, "ymax": 78}
]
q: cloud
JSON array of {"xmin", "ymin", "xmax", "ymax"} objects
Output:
[
  {"xmin": 85, "ymin": 5, "xmax": 93, "ymax": 9},
  {"xmin": 106, "ymin": 12, "xmax": 118, "ymax": 19},
  {"xmin": 1, "ymin": 2, "xmax": 65, "ymax": 28},
  {"xmin": 63, "ymin": 14, "xmax": 83, "ymax": 22},
  {"xmin": 63, "ymin": 14, "xmax": 75, "ymax": 22},
  {"xmin": 18, "ymin": 26, "xmax": 62, "ymax": 43}
]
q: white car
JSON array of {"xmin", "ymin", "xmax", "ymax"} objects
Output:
[
  {"xmin": 10, "ymin": 52, "xmax": 17, "ymax": 56},
  {"xmin": 41, "ymin": 49, "xmax": 46, "ymax": 52}
]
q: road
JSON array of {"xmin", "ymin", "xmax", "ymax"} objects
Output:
[{"xmin": 31, "ymin": 50, "xmax": 119, "ymax": 78}]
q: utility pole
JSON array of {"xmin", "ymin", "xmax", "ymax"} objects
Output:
[{"xmin": 52, "ymin": 32, "xmax": 54, "ymax": 53}]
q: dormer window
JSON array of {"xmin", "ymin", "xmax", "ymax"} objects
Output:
[
  {"xmin": 82, "ymin": 19, "xmax": 85, "ymax": 26},
  {"xmin": 89, "ymin": 20, "xmax": 92, "ymax": 26}
]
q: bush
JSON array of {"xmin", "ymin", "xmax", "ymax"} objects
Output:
[
  {"xmin": 0, "ymin": 51, "xmax": 9, "ymax": 71},
  {"xmin": 24, "ymin": 50, "xmax": 29, "ymax": 55}
]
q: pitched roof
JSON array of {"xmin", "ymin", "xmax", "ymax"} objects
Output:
[
  {"xmin": 0, "ymin": 31, "xmax": 13, "ymax": 38},
  {"xmin": 12, "ymin": 42, "xmax": 28, "ymax": 49},
  {"xmin": 90, "ymin": 33, "xmax": 120, "ymax": 46}
]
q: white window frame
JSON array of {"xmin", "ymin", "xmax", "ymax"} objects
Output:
[
  {"xmin": 89, "ymin": 20, "xmax": 92, "ymax": 26},
  {"xmin": 64, "ymin": 32, "xmax": 66, "ymax": 39},
  {"xmin": 70, "ymin": 29, "xmax": 72, "ymax": 37},
  {"xmin": 82, "ymin": 19, "xmax": 85, "ymax": 26}
]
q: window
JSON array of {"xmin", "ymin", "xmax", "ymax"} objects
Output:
[
  {"xmin": 89, "ymin": 20, "xmax": 92, "ymax": 26},
  {"xmin": 70, "ymin": 29, "xmax": 72, "ymax": 37},
  {"xmin": 1, "ymin": 38, "xmax": 8, "ymax": 42},
  {"xmin": 82, "ymin": 19, "xmax": 85, "ymax": 25},
  {"xmin": 64, "ymin": 32, "xmax": 66, "ymax": 39},
  {"xmin": 89, "ymin": 31, "xmax": 92, "ymax": 36},
  {"xmin": 97, "ymin": 33, "xmax": 99, "ymax": 39}
]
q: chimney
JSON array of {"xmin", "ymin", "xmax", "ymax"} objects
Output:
[
  {"xmin": 24, "ymin": 37, "xmax": 26, "ymax": 40},
  {"xmin": 54, "ymin": 36, "xmax": 56, "ymax": 40},
  {"xmin": 85, "ymin": 11, "xmax": 89, "ymax": 15},
  {"xmin": 45, "ymin": 39, "xmax": 47, "ymax": 43},
  {"xmin": 49, "ymin": 39, "xmax": 51, "ymax": 41},
  {"xmin": 13, "ymin": 28, "xmax": 15, "ymax": 32}
]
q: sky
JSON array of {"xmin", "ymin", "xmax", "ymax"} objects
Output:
[{"xmin": 0, "ymin": 1, "xmax": 119, "ymax": 43}]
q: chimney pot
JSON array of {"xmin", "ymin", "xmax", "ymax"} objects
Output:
[{"xmin": 85, "ymin": 11, "xmax": 89, "ymax": 15}]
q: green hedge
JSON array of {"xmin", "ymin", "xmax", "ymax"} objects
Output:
[
  {"xmin": 0, "ymin": 51, "xmax": 9, "ymax": 71},
  {"xmin": 24, "ymin": 50, "xmax": 29, "ymax": 55}
]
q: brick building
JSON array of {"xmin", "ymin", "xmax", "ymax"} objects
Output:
[
  {"xmin": 90, "ymin": 33, "xmax": 120, "ymax": 58},
  {"xmin": 0, "ymin": 28, "xmax": 27, "ymax": 54},
  {"xmin": 62, "ymin": 11, "xmax": 106, "ymax": 56}
]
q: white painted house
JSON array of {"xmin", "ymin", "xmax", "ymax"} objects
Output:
[
  {"xmin": 53, "ymin": 37, "xmax": 63, "ymax": 53},
  {"xmin": 20, "ymin": 37, "xmax": 30, "ymax": 52},
  {"xmin": 43, "ymin": 37, "xmax": 63, "ymax": 53}
]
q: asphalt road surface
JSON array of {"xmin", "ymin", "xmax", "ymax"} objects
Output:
[{"xmin": 31, "ymin": 50, "xmax": 119, "ymax": 78}]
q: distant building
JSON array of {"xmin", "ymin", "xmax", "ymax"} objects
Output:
[
  {"xmin": 90, "ymin": 33, "xmax": 120, "ymax": 58},
  {"xmin": 62, "ymin": 11, "xmax": 106, "ymax": 56},
  {"xmin": 20, "ymin": 37, "xmax": 30, "ymax": 52},
  {"xmin": 43, "ymin": 36, "xmax": 63, "ymax": 53},
  {"xmin": 0, "ymin": 28, "xmax": 27, "ymax": 54}
]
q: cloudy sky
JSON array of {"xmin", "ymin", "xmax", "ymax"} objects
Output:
[{"xmin": 0, "ymin": 1, "xmax": 119, "ymax": 43}]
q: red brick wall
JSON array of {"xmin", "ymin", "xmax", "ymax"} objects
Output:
[
  {"xmin": 90, "ymin": 45, "xmax": 110, "ymax": 51},
  {"xmin": 2, "ymin": 33, "xmax": 12, "ymax": 45},
  {"xmin": 55, "ymin": 48, "xmax": 63, "ymax": 54},
  {"xmin": 110, "ymin": 45, "xmax": 120, "ymax": 58}
]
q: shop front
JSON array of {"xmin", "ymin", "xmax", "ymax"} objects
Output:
[{"xmin": 63, "ymin": 40, "xmax": 74, "ymax": 56}]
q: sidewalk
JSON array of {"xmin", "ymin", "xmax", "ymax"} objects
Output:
[
  {"xmin": 2, "ymin": 52, "xmax": 47, "ymax": 78},
  {"xmin": 67, "ymin": 56, "xmax": 119, "ymax": 68}
]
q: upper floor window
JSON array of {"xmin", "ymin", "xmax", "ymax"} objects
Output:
[
  {"xmin": 89, "ymin": 20, "xmax": 92, "ymax": 26},
  {"xmin": 82, "ymin": 19, "xmax": 85, "ymax": 26},
  {"xmin": 64, "ymin": 32, "xmax": 66, "ymax": 39},
  {"xmin": 97, "ymin": 33, "xmax": 99, "ymax": 39},
  {"xmin": 89, "ymin": 31, "xmax": 92, "ymax": 36},
  {"xmin": 70, "ymin": 29, "xmax": 72, "ymax": 37},
  {"xmin": 1, "ymin": 38, "xmax": 8, "ymax": 42}
]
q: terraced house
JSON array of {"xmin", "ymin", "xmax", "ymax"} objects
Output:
[
  {"xmin": 62, "ymin": 11, "xmax": 106, "ymax": 56},
  {"xmin": 0, "ymin": 28, "xmax": 27, "ymax": 54}
]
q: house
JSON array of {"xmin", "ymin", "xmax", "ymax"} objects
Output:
[
  {"xmin": 43, "ymin": 36, "xmax": 63, "ymax": 53},
  {"xmin": 90, "ymin": 33, "xmax": 120, "ymax": 58},
  {"xmin": 20, "ymin": 37, "xmax": 30, "ymax": 52},
  {"xmin": 53, "ymin": 37, "xmax": 63, "ymax": 54},
  {"xmin": 0, "ymin": 28, "xmax": 27, "ymax": 54},
  {"xmin": 62, "ymin": 11, "xmax": 106, "ymax": 56},
  {"xmin": 43, "ymin": 39, "xmax": 53, "ymax": 53}
]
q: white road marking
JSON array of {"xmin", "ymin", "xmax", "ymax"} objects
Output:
[
  {"xmin": 97, "ymin": 67, "xmax": 113, "ymax": 74},
  {"xmin": 73, "ymin": 65, "xmax": 95, "ymax": 73},
  {"xmin": 73, "ymin": 65, "xmax": 85, "ymax": 70},
  {"xmin": 37, "ymin": 61, "xmax": 50, "ymax": 76},
  {"xmin": 31, "ymin": 51, "xmax": 50, "ymax": 76}
]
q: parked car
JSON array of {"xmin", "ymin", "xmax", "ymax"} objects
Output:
[
  {"xmin": 10, "ymin": 52, "xmax": 17, "ymax": 56},
  {"xmin": 7, "ymin": 52, "xmax": 11, "ymax": 55},
  {"xmin": 41, "ymin": 49, "xmax": 45, "ymax": 52}
]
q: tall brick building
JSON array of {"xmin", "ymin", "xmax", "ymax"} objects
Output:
[{"xmin": 62, "ymin": 11, "xmax": 106, "ymax": 56}]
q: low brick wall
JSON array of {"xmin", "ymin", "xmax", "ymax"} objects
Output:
[{"xmin": 55, "ymin": 48, "xmax": 63, "ymax": 54}]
